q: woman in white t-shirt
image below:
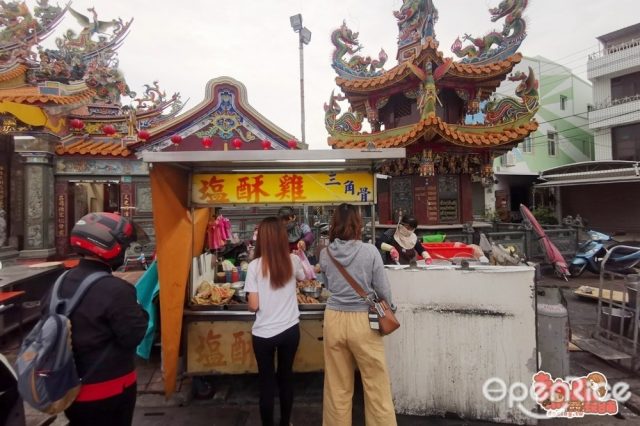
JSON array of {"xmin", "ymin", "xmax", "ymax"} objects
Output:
[{"xmin": 245, "ymin": 216, "xmax": 305, "ymax": 426}]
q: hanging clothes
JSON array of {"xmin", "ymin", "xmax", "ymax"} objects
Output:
[{"xmin": 207, "ymin": 214, "xmax": 231, "ymax": 250}]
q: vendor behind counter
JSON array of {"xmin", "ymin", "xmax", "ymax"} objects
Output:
[
  {"xmin": 278, "ymin": 207, "xmax": 315, "ymax": 256},
  {"xmin": 375, "ymin": 216, "xmax": 432, "ymax": 265}
]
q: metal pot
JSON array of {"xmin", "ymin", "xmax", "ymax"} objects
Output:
[{"xmin": 301, "ymin": 286, "xmax": 322, "ymax": 299}]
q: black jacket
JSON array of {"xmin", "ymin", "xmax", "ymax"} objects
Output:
[
  {"xmin": 42, "ymin": 259, "xmax": 149, "ymax": 384},
  {"xmin": 376, "ymin": 228, "xmax": 425, "ymax": 265}
]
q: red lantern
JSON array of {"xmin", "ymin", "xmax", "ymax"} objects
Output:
[
  {"xmin": 288, "ymin": 139, "xmax": 298, "ymax": 149},
  {"xmin": 69, "ymin": 118, "xmax": 84, "ymax": 130},
  {"xmin": 232, "ymin": 138, "xmax": 242, "ymax": 150},
  {"xmin": 102, "ymin": 124, "xmax": 116, "ymax": 136},
  {"xmin": 201, "ymin": 136, "xmax": 213, "ymax": 149},
  {"xmin": 138, "ymin": 129, "xmax": 150, "ymax": 141},
  {"xmin": 170, "ymin": 134, "xmax": 182, "ymax": 145},
  {"xmin": 261, "ymin": 139, "xmax": 271, "ymax": 150}
]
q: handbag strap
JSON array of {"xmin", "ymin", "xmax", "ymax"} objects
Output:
[{"xmin": 326, "ymin": 250, "xmax": 369, "ymax": 300}]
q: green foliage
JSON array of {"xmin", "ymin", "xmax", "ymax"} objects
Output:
[{"xmin": 531, "ymin": 207, "xmax": 558, "ymax": 225}]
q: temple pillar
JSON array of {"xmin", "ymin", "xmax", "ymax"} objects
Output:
[{"xmin": 14, "ymin": 136, "xmax": 57, "ymax": 259}]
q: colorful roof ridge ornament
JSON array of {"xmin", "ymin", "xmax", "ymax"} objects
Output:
[
  {"xmin": 330, "ymin": 20, "xmax": 387, "ymax": 80},
  {"xmin": 451, "ymin": 0, "xmax": 528, "ymax": 64}
]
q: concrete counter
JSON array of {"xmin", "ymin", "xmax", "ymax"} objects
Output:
[{"xmin": 384, "ymin": 266, "xmax": 537, "ymax": 424}]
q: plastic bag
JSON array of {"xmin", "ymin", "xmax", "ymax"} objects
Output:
[{"xmin": 296, "ymin": 250, "xmax": 316, "ymax": 280}]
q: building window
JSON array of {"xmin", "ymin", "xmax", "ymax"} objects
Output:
[
  {"xmin": 547, "ymin": 131, "xmax": 558, "ymax": 156},
  {"xmin": 611, "ymin": 71, "xmax": 640, "ymax": 102},
  {"xmin": 560, "ymin": 95, "xmax": 568, "ymax": 110},
  {"xmin": 520, "ymin": 136, "xmax": 533, "ymax": 153},
  {"xmin": 612, "ymin": 123, "xmax": 640, "ymax": 161}
]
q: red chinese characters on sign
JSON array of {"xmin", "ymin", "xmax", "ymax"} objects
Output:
[
  {"xmin": 195, "ymin": 331, "xmax": 227, "ymax": 368},
  {"xmin": 236, "ymin": 175, "xmax": 269, "ymax": 203},
  {"xmin": 199, "ymin": 176, "xmax": 230, "ymax": 203},
  {"xmin": 56, "ymin": 194, "xmax": 66, "ymax": 237},
  {"xmin": 230, "ymin": 331, "xmax": 252, "ymax": 365},
  {"xmin": 275, "ymin": 174, "xmax": 306, "ymax": 202}
]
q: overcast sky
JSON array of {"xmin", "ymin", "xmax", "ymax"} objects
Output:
[{"xmin": 43, "ymin": 0, "xmax": 638, "ymax": 149}]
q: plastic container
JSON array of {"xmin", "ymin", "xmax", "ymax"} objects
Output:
[
  {"xmin": 421, "ymin": 242, "xmax": 474, "ymax": 259},
  {"xmin": 422, "ymin": 234, "xmax": 446, "ymax": 243}
]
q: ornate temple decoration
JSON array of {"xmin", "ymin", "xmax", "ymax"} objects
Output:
[
  {"xmin": 324, "ymin": 90, "xmax": 364, "ymax": 134},
  {"xmin": 451, "ymin": 0, "xmax": 528, "ymax": 64},
  {"xmin": 330, "ymin": 21, "xmax": 387, "ymax": 80},
  {"xmin": 394, "ymin": 0, "xmax": 439, "ymax": 49},
  {"xmin": 485, "ymin": 67, "xmax": 539, "ymax": 124}
]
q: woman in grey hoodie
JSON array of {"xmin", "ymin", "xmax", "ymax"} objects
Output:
[{"xmin": 319, "ymin": 203, "xmax": 397, "ymax": 426}]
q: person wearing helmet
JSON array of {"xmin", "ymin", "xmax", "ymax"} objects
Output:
[
  {"xmin": 42, "ymin": 212, "xmax": 149, "ymax": 426},
  {"xmin": 278, "ymin": 207, "xmax": 315, "ymax": 253},
  {"xmin": 375, "ymin": 215, "xmax": 432, "ymax": 265}
]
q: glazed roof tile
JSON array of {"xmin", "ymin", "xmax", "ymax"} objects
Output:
[
  {"xmin": 0, "ymin": 64, "xmax": 27, "ymax": 82},
  {"xmin": 336, "ymin": 42, "xmax": 523, "ymax": 93},
  {"xmin": 0, "ymin": 86, "xmax": 95, "ymax": 104},
  {"xmin": 55, "ymin": 138, "xmax": 132, "ymax": 157},
  {"xmin": 328, "ymin": 117, "xmax": 538, "ymax": 149}
]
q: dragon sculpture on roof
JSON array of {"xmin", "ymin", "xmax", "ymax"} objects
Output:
[
  {"xmin": 451, "ymin": 0, "xmax": 528, "ymax": 64},
  {"xmin": 394, "ymin": 0, "xmax": 438, "ymax": 48},
  {"xmin": 324, "ymin": 90, "xmax": 364, "ymax": 134},
  {"xmin": 0, "ymin": 0, "xmax": 65, "ymax": 68},
  {"xmin": 485, "ymin": 66, "xmax": 539, "ymax": 124},
  {"xmin": 331, "ymin": 21, "xmax": 387, "ymax": 80}
]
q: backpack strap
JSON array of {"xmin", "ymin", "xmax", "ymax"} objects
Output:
[{"xmin": 50, "ymin": 270, "xmax": 111, "ymax": 315}]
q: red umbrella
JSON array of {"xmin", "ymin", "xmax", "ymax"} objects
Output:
[{"xmin": 520, "ymin": 204, "xmax": 570, "ymax": 280}]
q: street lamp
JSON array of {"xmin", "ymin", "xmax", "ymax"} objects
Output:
[{"xmin": 290, "ymin": 13, "xmax": 311, "ymax": 146}]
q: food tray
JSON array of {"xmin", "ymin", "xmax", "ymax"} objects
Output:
[{"xmin": 298, "ymin": 303, "xmax": 326, "ymax": 311}]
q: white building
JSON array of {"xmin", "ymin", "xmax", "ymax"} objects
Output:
[
  {"xmin": 536, "ymin": 23, "xmax": 640, "ymax": 234},
  {"xmin": 588, "ymin": 22, "xmax": 640, "ymax": 160}
]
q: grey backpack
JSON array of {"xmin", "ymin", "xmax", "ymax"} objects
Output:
[{"xmin": 15, "ymin": 270, "xmax": 109, "ymax": 414}]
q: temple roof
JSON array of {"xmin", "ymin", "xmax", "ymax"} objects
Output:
[
  {"xmin": 328, "ymin": 115, "xmax": 538, "ymax": 149},
  {"xmin": 0, "ymin": 86, "xmax": 95, "ymax": 105},
  {"xmin": 0, "ymin": 63, "xmax": 27, "ymax": 83},
  {"xmin": 55, "ymin": 138, "xmax": 132, "ymax": 157},
  {"xmin": 335, "ymin": 39, "xmax": 522, "ymax": 95}
]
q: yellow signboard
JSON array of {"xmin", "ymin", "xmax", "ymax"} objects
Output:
[
  {"xmin": 191, "ymin": 172, "xmax": 374, "ymax": 205},
  {"xmin": 186, "ymin": 319, "xmax": 325, "ymax": 374}
]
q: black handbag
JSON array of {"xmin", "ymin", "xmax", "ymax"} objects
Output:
[{"xmin": 327, "ymin": 251, "xmax": 400, "ymax": 335}]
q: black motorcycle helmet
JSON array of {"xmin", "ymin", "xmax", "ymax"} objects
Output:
[{"xmin": 70, "ymin": 212, "xmax": 137, "ymax": 268}]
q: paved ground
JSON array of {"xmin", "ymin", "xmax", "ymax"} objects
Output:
[{"xmin": 5, "ymin": 270, "xmax": 640, "ymax": 425}]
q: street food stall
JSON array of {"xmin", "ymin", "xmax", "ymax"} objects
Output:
[{"xmin": 141, "ymin": 148, "xmax": 405, "ymax": 397}]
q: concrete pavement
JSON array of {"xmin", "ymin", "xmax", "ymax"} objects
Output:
[{"xmin": 7, "ymin": 271, "xmax": 640, "ymax": 425}]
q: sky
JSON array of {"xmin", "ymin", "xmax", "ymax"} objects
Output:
[{"xmin": 36, "ymin": 0, "xmax": 639, "ymax": 149}]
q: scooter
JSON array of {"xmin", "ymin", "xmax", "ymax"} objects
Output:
[{"xmin": 569, "ymin": 230, "xmax": 640, "ymax": 277}]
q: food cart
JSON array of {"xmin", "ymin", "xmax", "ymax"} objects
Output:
[{"xmin": 141, "ymin": 148, "xmax": 405, "ymax": 397}]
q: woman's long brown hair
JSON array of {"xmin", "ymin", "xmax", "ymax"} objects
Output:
[
  {"xmin": 254, "ymin": 216, "xmax": 293, "ymax": 289},
  {"xmin": 329, "ymin": 203, "xmax": 362, "ymax": 242}
]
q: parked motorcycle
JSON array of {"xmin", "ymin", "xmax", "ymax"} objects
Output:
[{"xmin": 569, "ymin": 230, "xmax": 640, "ymax": 277}]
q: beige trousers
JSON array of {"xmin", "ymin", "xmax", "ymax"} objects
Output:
[{"xmin": 322, "ymin": 309, "xmax": 397, "ymax": 426}]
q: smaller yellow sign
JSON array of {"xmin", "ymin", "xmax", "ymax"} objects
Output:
[{"xmin": 191, "ymin": 172, "xmax": 374, "ymax": 205}]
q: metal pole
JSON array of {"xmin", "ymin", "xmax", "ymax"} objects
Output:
[{"xmin": 298, "ymin": 33, "xmax": 306, "ymax": 146}]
